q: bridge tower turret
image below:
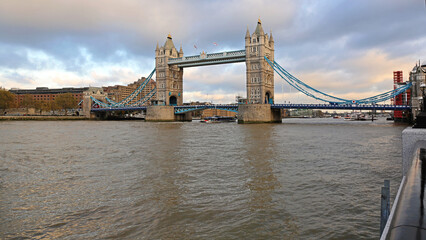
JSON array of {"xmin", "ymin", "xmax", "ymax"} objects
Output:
[
  {"xmin": 245, "ymin": 19, "xmax": 275, "ymax": 104},
  {"xmin": 155, "ymin": 34, "xmax": 183, "ymax": 106}
]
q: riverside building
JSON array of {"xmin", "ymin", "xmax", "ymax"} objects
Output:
[
  {"xmin": 9, "ymin": 87, "xmax": 104, "ymax": 108},
  {"xmin": 409, "ymin": 60, "xmax": 426, "ymax": 120}
]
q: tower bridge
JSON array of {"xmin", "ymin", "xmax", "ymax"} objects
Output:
[
  {"xmin": 87, "ymin": 19, "xmax": 412, "ymax": 123},
  {"xmin": 155, "ymin": 19, "xmax": 274, "ymax": 107}
]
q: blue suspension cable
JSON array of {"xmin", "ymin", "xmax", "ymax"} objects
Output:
[
  {"xmin": 128, "ymin": 87, "xmax": 157, "ymax": 106},
  {"xmin": 265, "ymin": 56, "xmax": 411, "ymax": 105},
  {"xmin": 90, "ymin": 67, "xmax": 156, "ymax": 108},
  {"xmin": 109, "ymin": 68, "xmax": 156, "ymax": 106}
]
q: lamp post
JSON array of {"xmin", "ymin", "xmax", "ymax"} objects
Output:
[{"xmin": 414, "ymin": 83, "xmax": 426, "ymax": 128}]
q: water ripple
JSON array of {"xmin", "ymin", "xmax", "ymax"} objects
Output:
[{"xmin": 0, "ymin": 119, "xmax": 406, "ymax": 239}]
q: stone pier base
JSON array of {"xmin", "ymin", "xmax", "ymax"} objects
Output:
[
  {"xmin": 145, "ymin": 106, "xmax": 192, "ymax": 122},
  {"xmin": 237, "ymin": 104, "xmax": 282, "ymax": 124},
  {"xmin": 174, "ymin": 112, "xmax": 192, "ymax": 121},
  {"xmin": 82, "ymin": 95, "xmax": 94, "ymax": 118}
]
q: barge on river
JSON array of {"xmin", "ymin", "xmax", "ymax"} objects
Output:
[{"xmin": 200, "ymin": 116, "xmax": 236, "ymax": 123}]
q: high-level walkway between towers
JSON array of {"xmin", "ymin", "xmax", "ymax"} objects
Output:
[{"xmin": 167, "ymin": 50, "xmax": 246, "ymax": 68}]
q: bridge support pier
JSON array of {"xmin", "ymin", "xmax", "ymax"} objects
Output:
[
  {"xmin": 237, "ymin": 104, "xmax": 282, "ymax": 124},
  {"xmin": 175, "ymin": 112, "xmax": 192, "ymax": 121},
  {"xmin": 82, "ymin": 95, "xmax": 97, "ymax": 119},
  {"xmin": 145, "ymin": 106, "xmax": 192, "ymax": 122}
]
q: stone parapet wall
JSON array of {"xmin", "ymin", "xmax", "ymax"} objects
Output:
[
  {"xmin": 0, "ymin": 116, "xmax": 89, "ymax": 121},
  {"xmin": 402, "ymin": 127, "xmax": 426, "ymax": 176}
]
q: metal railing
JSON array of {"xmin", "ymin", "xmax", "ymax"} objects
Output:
[{"xmin": 383, "ymin": 147, "xmax": 426, "ymax": 239}]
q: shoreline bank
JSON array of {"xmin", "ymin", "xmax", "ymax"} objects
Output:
[{"xmin": 0, "ymin": 116, "xmax": 90, "ymax": 121}]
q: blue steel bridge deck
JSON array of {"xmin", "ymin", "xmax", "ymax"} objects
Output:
[
  {"xmin": 271, "ymin": 103, "xmax": 411, "ymax": 111},
  {"xmin": 91, "ymin": 106, "xmax": 147, "ymax": 112},
  {"xmin": 91, "ymin": 103, "xmax": 411, "ymax": 114}
]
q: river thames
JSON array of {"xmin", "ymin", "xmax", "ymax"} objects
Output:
[{"xmin": 0, "ymin": 118, "xmax": 406, "ymax": 239}]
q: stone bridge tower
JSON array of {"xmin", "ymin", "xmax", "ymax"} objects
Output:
[
  {"xmin": 155, "ymin": 34, "xmax": 184, "ymax": 105},
  {"xmin": 245, "ymin": 19, "xmax": 275, "ymax": 104}
]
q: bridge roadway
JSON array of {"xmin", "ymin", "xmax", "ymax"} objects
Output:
[
  {"xmin": 271, "ymin": 103, "xmax": 411, "ymax": 111},
  {"xmin": 90, "ymin": 103, "xmax": 411, "ymax": 114}
]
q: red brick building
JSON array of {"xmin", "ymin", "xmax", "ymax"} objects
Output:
[{"xmin": 9, "ymin": 87, "xmax": 93, "ymax": 108}]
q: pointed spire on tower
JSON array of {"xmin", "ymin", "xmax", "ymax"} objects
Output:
[
  {"xmin": 269, "ymin": 30, "xmax": 274, "ymax": 42},
  {"xmin": 254, "ymin": 18, "xmax": 264, "ymax": 35},
  {"xmin": 164, "ymin": 33, "xmax": 175, "ymax": 50},
  {"xmin": 178, "ymin": 44, "xmax": 183, "ymax": 57},
  {"xmin": 156, "ymin": 42, "xmax": 159, "ymax": 50},
  {"xmin": 245, "ymin": 26, "xmax": 250, "ymax": 39}
]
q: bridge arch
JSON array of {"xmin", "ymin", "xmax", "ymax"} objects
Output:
[
  {"xmin": 169, "ymin": 95, "xmax": 177, "ymax": 106},
  {"xmin": 265, "ymin": 91, "xmax": 272, "ymax": 104}
]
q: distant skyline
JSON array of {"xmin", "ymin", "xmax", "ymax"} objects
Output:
[{"xmin": 0, "ymin": 0, "xmax": 425, "ymax": 103}]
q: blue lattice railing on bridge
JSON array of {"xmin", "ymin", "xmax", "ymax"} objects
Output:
[{"xmin": 174, "ymin": 105, "xmax": 239, "ymax": 114}]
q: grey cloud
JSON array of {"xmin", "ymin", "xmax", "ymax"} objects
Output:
[
  {"xmin": 0, "ymin": 43, "xmax": 63, "ymax": 71},
  {"xmin": 0, "ymin": 70, "xmax": 33, "ymax": 85},
  {"xmin": 0, "ymin": 45, "xmax": 31, "ymax": 69},
  {"xmin": 0, "ymin": 1, "xmax": 179, "ymax": 67},
  {"xmin": 184, "ymin": 63, "xmax": 245, "ymax": 93},
  {"xmin": 0, "ymin": 0, "xmax": 425, "ymax": 101},
  {"xmin": 0, "ymin": 0, "xmax": 297, "ymax": 64},
  {"xmin": 281, "ymin": 0, "xmax": 426, "ymax": 51}
]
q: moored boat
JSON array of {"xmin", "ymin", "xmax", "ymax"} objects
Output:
[{"xmin": 200, "ymin": 116, "xmax": 236, "ymax": 123}]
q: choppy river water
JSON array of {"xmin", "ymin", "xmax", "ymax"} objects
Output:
[{"xmin": 0, "ymin": 118, "xmax": 407, "ymax": 239}]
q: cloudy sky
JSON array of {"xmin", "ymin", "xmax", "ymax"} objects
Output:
[{"xmin": 0, "ymin": 0, "xmax": 425, "ymax": 104}]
